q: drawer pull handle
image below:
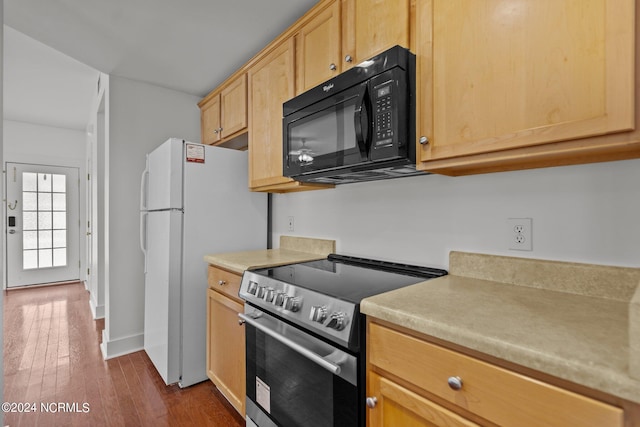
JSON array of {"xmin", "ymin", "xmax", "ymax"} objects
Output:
[
  {"xmin": 218, "ymin": 280, "xmax": 226, "ymax": 286},
  {"xmin": 448, "ymin": 376, "xmax": 463, "ymax": 391},
  {"xmin": 365, "ymin": 397, "xmax": 377, "ymax": 408}
]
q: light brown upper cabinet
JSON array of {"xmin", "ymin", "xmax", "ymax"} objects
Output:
[
  {"xmin": 415, "ymin": 0, "xmax": 638, "ymax": 176},
  {"xmin": 200, "ymin": 94, "xmax": 221, "ymax": 146},
  {"xmin": 248, "ymin": 39, "xmax": 305, "ymax": 191},
  {"xmin": 295, "ymin": 0, "xmax": 342, "ymax": 94},
  {"xmin": 342, "ymin": 0, "xmax": 411, "ymax": 70},
  {"xmin": 199, "ymin": 73, "xmax": 248, "ymax": 147}
]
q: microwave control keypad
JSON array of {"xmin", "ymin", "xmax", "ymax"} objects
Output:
[{"xmin": 375, "ymin": 83, "xmax": 393, "ymax": 145}]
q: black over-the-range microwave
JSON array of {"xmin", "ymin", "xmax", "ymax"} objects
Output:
[{"xmin": 283, "ymin": 45, "xmax": 425, "ymax": 185}]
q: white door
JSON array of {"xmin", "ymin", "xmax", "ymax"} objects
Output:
[{"xmin": 6, "ymin": 163, "xmax": 80, "ymax": 287}]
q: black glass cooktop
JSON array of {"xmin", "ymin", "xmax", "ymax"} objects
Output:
[{"xmin": 257, "ymin": 254, "xmax": 447, "ymax": 304}]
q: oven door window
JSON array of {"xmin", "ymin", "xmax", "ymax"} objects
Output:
[
  {"xmin": 285, "ymin": 85, "xmax": 367, "ymax": 175},
  {"xmin": 245, "ymin": 314, "xmax": 358, "ymax": 427}
]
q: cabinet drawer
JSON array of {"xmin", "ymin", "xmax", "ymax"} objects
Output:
[
  {"xmin": 207, "ymin": 266, "xmax": 242, "ymax": 301},
  {"xmin": 368, "ymin": 322, "xmax": 623, "ymax": 427}
]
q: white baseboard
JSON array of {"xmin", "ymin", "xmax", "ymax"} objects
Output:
[
  {"xmin": 89, "ymin": 298, "xmax": 105, "ymax": 319},
  {"xmin": 100, "ymin": 330, "xmax": 144, "ymax": 360}
]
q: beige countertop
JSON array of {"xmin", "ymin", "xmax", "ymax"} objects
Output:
[
  {"xmin": 361, "ymin": 251, "xmax": 640, "ymax": 404},
  {"xmin": 203, "ymin": 236, "xmax": 335, "ymax": 274}
]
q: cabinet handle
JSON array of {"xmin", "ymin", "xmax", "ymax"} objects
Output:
[
  {"xmin": 345, "ymin": 55, "xmax": 353, "ymax": 63},
  {"xmin": 218, "ymin": 280, "xmax": 226, "ymax": 286},
  {"xmin": 329, "ymin": 63, "xmax": 337, "ymax": 71},
  {"xmin": 238, "ymin": 319, "xmax": 245, "ymax": 326},
  {"xmin": 365, "ymin": 397, "xmax": 377, "ymax": 408},
  {"xmin": 419, "ymin": 136, "xmax": 429, "ymax": 145},
  {"xmin": 447, "ymin": 376, "xmax": 463, "ymax": 391}
]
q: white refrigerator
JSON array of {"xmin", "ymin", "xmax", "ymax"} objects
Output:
[{"xmin": 139, "ymin": 138, "xmax": 267, "ymax": 388}]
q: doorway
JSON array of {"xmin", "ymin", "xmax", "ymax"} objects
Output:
[{"xmin": 6, "ymin": 162, "xmax": 80, "ymax": 287}]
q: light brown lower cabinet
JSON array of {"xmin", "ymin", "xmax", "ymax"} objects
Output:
[
  {"xmin": 207, "ymin": 266, "xmax": 245, "ymax": 416},
  {"xmin": 367, "ymin": 320, "xmax": 630, "ymax": 427}
]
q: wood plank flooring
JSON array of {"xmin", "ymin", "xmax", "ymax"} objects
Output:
[{"xmin": 3, "ymin": 282, "xmax": 245, "ymax": 427}]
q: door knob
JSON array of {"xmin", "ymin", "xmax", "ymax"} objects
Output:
[{"xmin": 9, "ymin": 230, "xmax": 16, "ymax": 234}]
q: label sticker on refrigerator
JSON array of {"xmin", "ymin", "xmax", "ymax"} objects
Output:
[
  {"xmin": 256, "ymin": 376, "xmax": 271, "ymax": 414},
  {"xmin": 185, "ymin": 143, "xmax": 205, "ymax": 163}
]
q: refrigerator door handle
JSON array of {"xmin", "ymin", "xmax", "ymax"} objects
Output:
[
  {"xmin": 140, "ymin": 156, "xmax": 150, "ymax": 211},
  {"xmin": 140, "ymin": 211, "xmax": 148, "ymax": 273}
]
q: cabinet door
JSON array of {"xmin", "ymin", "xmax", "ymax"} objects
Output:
[
  {"xmin": 343, "ymin": 0, "xmax": 410, "ymax": 68},
  {"xmin": 201, "ymin": 95, "xmax": 221, "ymax": 145},
  {"xmin": 206, "ymin": 288, "xmax": 245, "ymax": 416},
  {"xmin": 368, "ymin": 371, "xmax": 479, "ymax": 427},
  {"xmin": 296, "ymin": 0, "xmax": 342, "ymax": 94},
  {"xmin": 220, "ymin": 74, "xmax": 247, "ymax": 139},
  {"xmin": 248, "ymin": 39, "xmax": 297, "ymax": 189},
  {"xmin": 416, "ymin": 0, "xmax": 635, "ymax": 173}
]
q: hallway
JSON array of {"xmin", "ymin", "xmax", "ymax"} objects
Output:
[{"xmin": 3, "ymin": 282, "xmax": 244, "ymax": 426}]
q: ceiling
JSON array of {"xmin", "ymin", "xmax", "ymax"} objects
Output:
[
  {"xmin": 4, "ymin": 0, "xmax": 318, "ymax": 130},
  {"xmin": 3, "ymin": 26, "xmax": 99, "ymax": 130}
]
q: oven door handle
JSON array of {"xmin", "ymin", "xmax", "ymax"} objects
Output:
[{"xmin": 239, "ymin": 313, "xmax": 342, "ymax": 376}]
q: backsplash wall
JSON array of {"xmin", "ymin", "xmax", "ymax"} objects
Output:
[{"xmin": 271, "ymin": 159, "xmax": 640, "ymax": 269}]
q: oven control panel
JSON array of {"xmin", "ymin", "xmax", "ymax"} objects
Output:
[{"xmin": 239, "ymin": 270, "xmax": 358, "ymax": 350}]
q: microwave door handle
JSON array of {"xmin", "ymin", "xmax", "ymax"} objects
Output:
[{"xmin": 353, "ymin": 85, "xmax": 371, "ymax": 157}]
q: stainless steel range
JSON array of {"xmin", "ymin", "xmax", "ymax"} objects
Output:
[{"xmin": 239, "ymin": 254, "xmax": 447, "ymax": 427}]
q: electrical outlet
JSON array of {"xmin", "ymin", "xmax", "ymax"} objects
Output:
[
  {"xmin": 287, "ymin": 216, "xmax": 295, "ymax": 232},
  {"xmin": 507, "ymin": 218, "xmax": 532, "ymax": 251}
]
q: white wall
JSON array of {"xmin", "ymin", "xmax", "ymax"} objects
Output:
[
  {"xmin": 101, "ymin": 75, "xmax": 200, "ymax": 358},
  {"xmin": 272, "ymin": 158, "xmax": 640, "ymax": 269},
  {"xmin": 4, "ymin": 120, "xmax": 87, "ymax": 166}
]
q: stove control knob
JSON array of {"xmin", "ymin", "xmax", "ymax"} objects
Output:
[
  {"xmin": 247, "ymin": 281, "xmax": 258, "ymax": 295},
  {"xmin": 263, "ymin": 288, "xmax": 275, "ymax": 303},
  {"xmin": 326, "ymin": 312, "xmax": 347, "ymax": 330},
  {"xmin": 255, "ymin": 286, "xmax": 266, "ymax": 299},
  {"xmin": 273, "ymin": 292, "xmax": 286, "ymax": 307},
  {"xmin": 309, "ymin": 305, "xmax": 327, "ymax": 323},
  {"xmin": 283, "ymin": 296, "xmax": 302, "ymax": 312}
]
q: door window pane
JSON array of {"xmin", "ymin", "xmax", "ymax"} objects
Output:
[
  {"xmin": 23, "ymin": 250, "xmax": 38, "ymax": 270},
  {"xmin": 38, "ymin": 193, "xmax": 52, "ymax": 210},
  {"xmin": 22, "ymin": 172, "xmax": 68, "ymax": 269},
  {"xmin": 53, "ymin": 249, "xmax": 66, "ymax": 267},
  {"xmin": 52, "ymin": 174, "xmax": 66, "ymax": 193},
  {"xmin": 23, "ymin": 212, "xmax": 37, "ymax": 230},
  {"xmin": 52, "ymin": 194, "xmax": 66, "ymax": 211},
  {"xmin": 38, "ymin": 249, "xmax": 53, "ymax": 268},
  {"xmin": 23, "ymin": 231, "xmax": 38, "ymax": 250},
  {"xmin": 53, "ymin": 230, "xmax": 66, "ymax": 247},
  {"xmin": 23, "ymin": 193, "xmax": 37, "ymax": 210},
  {"xmin": 38, "ymin": 212, "xmax": 52, "ymax": 229},
  {"xmin": 23, "ymin": 173, "xmax": 37, "ymax": 191},
  {"xmin": 38, "ymin": 173, "xmax": 52, "ymax": 192},
  {"xmin": 53, "ymin": 212, "xmax": 66, "ymax": 229}
]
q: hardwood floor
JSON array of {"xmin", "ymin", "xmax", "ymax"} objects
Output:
[{"xmin": 3, "ymin": 282, "xmax": 245, "ymax": 427}]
